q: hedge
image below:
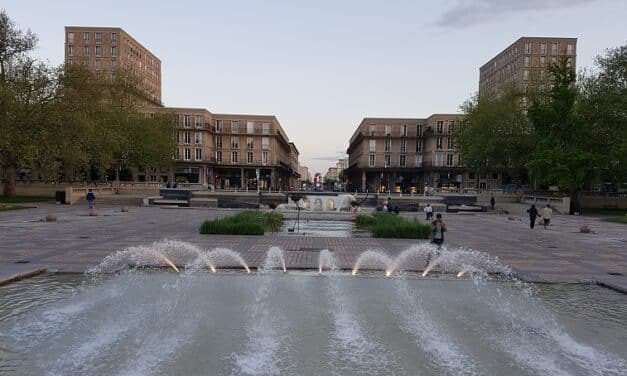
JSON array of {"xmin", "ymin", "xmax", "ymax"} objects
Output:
[{"xmin": 199, "ymin": 210, "xmax": 283, "ymax": 235}]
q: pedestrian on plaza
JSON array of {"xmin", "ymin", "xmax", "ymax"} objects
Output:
[
  {"xmin": 166, "ymin": 181, "xmax": 171, "ymax": 188},
  {"xmin": 393, "ymin": 205, "xmax": 400, "ymax": 215},
  {"xmin": 86, "ymin": 189, "xmax": 96, "ymax": 209},
  {"xmin": 539, "ymin": 204, "xmax": 552, "ymax": 229},
  {"xmin": 490, "ymin": 196, "xmax": 495, "ymax": 210},
  {"xmin": 424, "ymin": 203, "xmax": 433, "ymax": 221},
  {"xmin": 527, "ymin": 204, "xmax": 538, "ymax": 229},
  {"xmin": 382, "ymin": 202, "xmax": 389, "ymax": 212},
  {"xmin": 431, "ymin": 213, "xmax": 447, "ymax": 249}
]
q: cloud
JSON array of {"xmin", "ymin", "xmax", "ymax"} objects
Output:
[
  {"xmin": 310, "ymin": 155, "xmax": 345, "ymax": 161},
  {"xmin": 435, "ymin": 0, "xmax": 597, "ymax": 29}
]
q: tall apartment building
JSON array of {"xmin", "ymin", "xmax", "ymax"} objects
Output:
[
  {"xmin": 64, "ymin": 26, "xmax": 162, "ymax": 106},
  {"xmin": 479, "ymin": 37, "xmax": 577, "ymax": 96},
  {"xmin": 345, "ymin": 115, "xmax": 501, "ymax": 193},
  {"xmin": 139, "ymin": 108, "xmax": 300, "ymax": 190}
]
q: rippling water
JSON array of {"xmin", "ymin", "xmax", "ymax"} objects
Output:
[
  {"xmin": 278, "ymin": 220, "xmax": 370, "ymax": 237},
  {"xmin": 0, "ymin": 272, "xmax": 625, "ymax": 375}
]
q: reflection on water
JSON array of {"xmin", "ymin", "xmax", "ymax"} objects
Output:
[{"xmin": 278, "ymin": 220, "xmax": 370, "ymax": 238}]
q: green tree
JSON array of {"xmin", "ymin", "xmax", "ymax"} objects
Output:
[
  {"xmin": 526, "ymin": 59, "xmax": 597, "ymax": 210},
  {"xmin": 456, "ymin": 85, "xmax": 534, "ymax": 184},
  {"xmin": 0, "ymin": 10, "xmax": 59, "ymax": 195},
  {"xmin": 577, "ymin": 43, "xmax": 627, "ymax": 185}
]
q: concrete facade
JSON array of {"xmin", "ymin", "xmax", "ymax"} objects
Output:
[
  {"xmin": 479, "ymin": 36, "xmax": 577, "ymax": 96},
  {"xmin": 345, "ymin": 115, "xmax": 501, "ymax": 193},
  {"xmin": 64, "ymin": 26, "xmax": 162, "ymax": 106}
]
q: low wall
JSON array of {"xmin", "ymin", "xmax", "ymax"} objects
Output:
[
  {"xmin": 65, "ymin": 187, "xmax": 116, "ymax": 205},
  {"xmin": 579, "ymin": 195, "xmax": 627, "ymax": 209},
  {"xmin": 15, "ymin": 183, "xmax": 70, "ymax": 197},
  {"xmin": 519, "ymin": 195, "xmax": 571, "ymax": 214}
]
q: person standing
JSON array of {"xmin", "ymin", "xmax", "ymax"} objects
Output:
[
  {"xmin": 86, "ymin": 189, "xmax": 96, "ymax": 209},
  {"xmin": 539, "ymin": 204, "xmax": 552, "ymax": 229},
  {"xmin": 527, "ymin": 204, "xmax": 538, "ymax": 229},
  {"xmin": 490, "ymin": 196, "xmax": 495, "ymax": 210},
  {"xmin": 424, "ymin": 203, "xmax": 433, "ymax": 221},
  {"xmin": 431, "ymin": 213, "xmax": 447, "ymax": 249}
]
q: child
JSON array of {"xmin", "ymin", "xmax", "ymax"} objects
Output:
[
  {"xmin": 86, "ymin": 189, "xmax": 96, "ymax": 209},
  {"xmin": 431, "ymin": 213, "xmax": 447, "ymax": 249}
]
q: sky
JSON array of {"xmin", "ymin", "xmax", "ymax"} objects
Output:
[{"xmin": 3, "ymin": 0, "xmax": 627, "ymax": 175}]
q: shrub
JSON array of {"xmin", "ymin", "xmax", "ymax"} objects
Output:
[
  {"xmin": 357, "ymin": 212, "xmax": 431, "ymax": 239},
  {"xmin": 199, "ymin": 210, "xmax": 283, "ymax": 235}
]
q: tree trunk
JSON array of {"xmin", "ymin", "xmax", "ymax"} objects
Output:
[{"xmin": 2, "ymin": 166, "xmax": 17, "ymax": 196}]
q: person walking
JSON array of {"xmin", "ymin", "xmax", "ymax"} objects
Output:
[
  {"xmin": 490, "ymin": 196, "xmax": 496, "ymax": 211},
  {"xmin": 527, "ymin": 204, "xmax": 538, "ymax": 229},
  {"xmin": 539, "ymin": 204, "xmax": 552, "ymax": 229},
  {"xmin": 86, "ymin": 189, "xmax": 96, "ymax": 209},
  {"xmin": 424, "ymin": 203, "xmax": 433, "ymax": 221},
  {"xmin": 431, "ymin": 213, "xmax": 447, "ymax": 249}
]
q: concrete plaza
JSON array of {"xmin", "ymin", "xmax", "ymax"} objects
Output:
[{"xmin": 0, "ymin": 203, "xmax": 625, "ymax": 291}]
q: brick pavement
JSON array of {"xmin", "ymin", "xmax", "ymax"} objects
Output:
[{"xmin": 0, "ymin": 203, "xmax": 625, "ymax": 290}]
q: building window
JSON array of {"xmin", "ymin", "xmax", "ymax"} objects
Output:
[
  {"xmin": 83, "ymin": 46, "xmax": 89, "ymax": 57},
  {"xmin": 175, "ymin": 148, "xmax": 180, "ymax": 160},
  {"xmin": 436, "ymin": 137, "xmax": 443, "ymax": 150},
  {"xmin": 369, "ymin": 154, "xmax": 375, "ymax": 167},
  {"xmin": 67, "ymin": 45, "xmax": 74, "ymax": 56},
  {"xmin": 369, "ymin": 124, "xmax": 376, "ymax": 136},
  {"xmin": 111, "ymin": 32, "xmax": 117, "ymax": 44},
  {"xmin": 183, "ymin": 131, "xmax": 191, "ymax": 144},
  {"xmin": 384, "ymin": 125, "xmax": 391, "ymax": 136},
  {"xmin": 83, "ymin": 32, "xmax": 89, "ymax": 43},
  {"xmin": 566, "ymin": 57, "xmax": 573, "ymax": 68},
  {"xmin": 435, "ymin": 153, "xmax": 443, "ymax": 166},
  {"xmin": 523, "ymin": 56, "xmax": 530, "ymax": 67},
  {"xmin": 262, "ymin": 122, "xmax": 270, "ymax": 134},
  {"xmin": 415, "ymin": 139, "xmax": 422, "ymax": 152},
  {"xmin": 540, "ymin": 70, "xmax": 546, "ymax": 80},
  {"xmin": 247, "ymin": 121, "xmax": 254, "ymax": 134},
  {"xmin": 540, "ymin": 43, "xmax": 546, "ymax": 54},
  {"xmin": 247, "ymin": 137, "xmax": 253, "ymax": 149},
  {"xmin": 111, "ymin": 46, "xmax": 117, "ymax": 58},
  {"xmin": 195, "ymin": 132, "xmax": 202, "ymax": 144},
  {"xmin": 231, "ymin": 121, "xmax": 239, "ymax": 133},
  {"xmin": 400, "ymin": 139, "xmax": 407, "ymax": 152},
  {"xmin": 551, "ymin": 43, "xmax": 558, "ymax": 55},
  {"xmin": 436, "ymin": 121, "xmax": 443, "ymax": 134},
  {"xmin": 95, "ymin": 32, "xmax": 102, "ymax": 44},
  {"xmin": 448, "ymin": 120, "xmax": 454, "ymax": 134},
  {"xmin": 216, "ymin": 151, "xmax": 222, "ymax": 162},
  {"xmin": 524, "ymin": 42, "xmax": 531, "ymax": 54},
  {"xmin": 176, "ymin": 132, "xmax": 180, "ymax": 143},
  {"xmin": 447, "ymin": 154, "xmax": 454, "ymax": 166},
  {"xmin": 247, "ymin": 152, "xmax": 253, "ymax": 164},
  {"xmin": 447, "ymin": 137, "xmax": 453, "ymax": 149},
  {"xmin": 401, "ymin": 124, "xmax": 407, "ymax": 137},
  {"xmin": 369, "ymin": 139, "xmax": 376, "ymax": 152},
  {"xmin": 384, "ymin": 138, "xmax": 391, "ymax": 152},
  {"xmin": 215, "ymin": 135, "xmax": 222, "ymax": 148},
  {"xmin": 416, "ymin": 124, "xmax": 422, "ymax": 136},
  {"xmin": 540, "ymin": 56, "xmax": 546, "ymax": 66},
  {"xmin": 111, "ymin": 59, "xmax": 117, "ymax": 69},
  {"xmin": 384, "ymin": 154, "xmax": 391, "ymax": 167},
  {"xmin": 195, "ymin": 148, "xmax": 202, "ymax": 161},
  {"xmin": 231, "ymin": 136, "xmax": 239, "ymax": 149},
  {"xmin": 95, "ymin": 59, "xmax": 102, "ymax": 70},
  {"xmin": 95, "ymin": 46, "xmax": 102, "ymax": 57},
  {"xmin": 216, "ymin": 120, "xmax": 223, "ymax": 133},
  {"xmin": 67, "ymin": 32, "xmax": 74, "ymax": 43},
  {"xmin": 184, "ymin": 148, "xmax": 191, "ymax": 161},
  {"xmin": 195, "ymin": 115, "xmax": 203, "ymax": 128},
  {"xmin": 399, "ymin": 155, "xmax": 406, "ymax": 167},
  {"xmin": 414, "ymin": 154, "xmax": 422, "ymax": 167},
  {"xmin": 523, "ymin": 70, "xmax": 529, "ymax": 81},
  {"xmin": 262, "ymin": 137, "xmax": 269, "ymax": 150},
  {"xmin": 231, "ymin": 151, "xmax": 238, "ymax": 164},
  {"xmin": 567, "ymin": 44, "xmax": 574, "ymax": 55},
  {"xmin": 262, "ymin": 151, "xmax": 268, "ymax": 165}
]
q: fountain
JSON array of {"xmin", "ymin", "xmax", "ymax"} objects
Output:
[{"xmin": 1, "ymin": 240, "xmax": 625, "ymax": 375}]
